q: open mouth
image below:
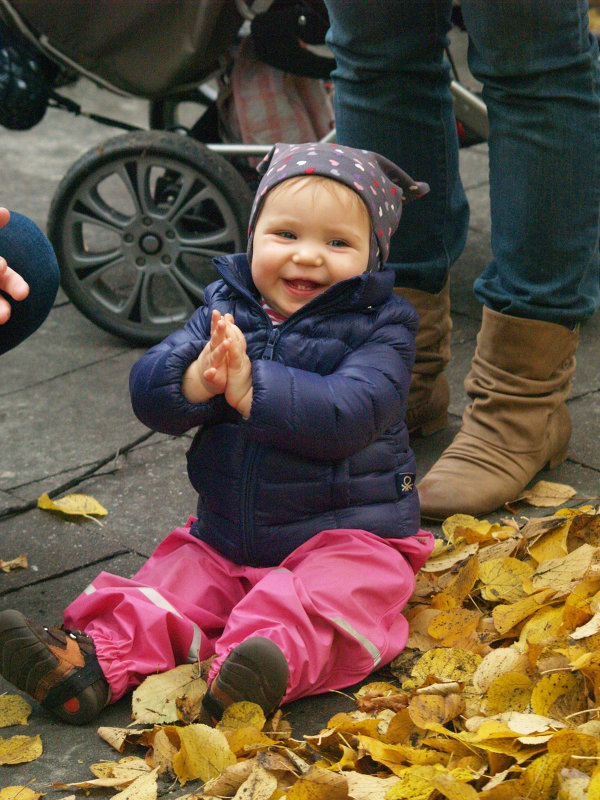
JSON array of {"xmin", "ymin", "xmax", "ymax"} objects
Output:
[{"xmin": 284, "ymin": 278, "xmax": 323, "ymax": 293}]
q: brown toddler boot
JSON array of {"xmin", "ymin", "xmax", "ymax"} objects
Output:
[
  {"xmin": 395, "ymin": 281, "xmax": 452, "ymax": 436},
  {"xmin": 0, "ymin": 609, "xmax": 110, "ymax": 724},
  {"xmin": 417, "ymin": 307, "xmax": 579, "ymax": 519},
  {"xmin": 200, "ymin": 637, "xmax": 289, "ymax": 726}
]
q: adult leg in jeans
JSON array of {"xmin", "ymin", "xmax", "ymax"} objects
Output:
[
  {"xmin": 325, "ymin": 0, "xmax": 600, "ymax": 516},
  {"xmin": 0, "ymin": 211, "xmax": 60, "ymax": 357},
  {"xmin": 324, "ymin": 0, "xmax": 468, "ymax": 436},
  {"xmin": 417, "ymin": 0, "xmax": 600, "ymax": 517}
]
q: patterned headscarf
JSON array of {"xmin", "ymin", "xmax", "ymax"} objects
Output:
[{"xmin": 247, "ymin": 142, "xmax": 429, "ymax": 271}]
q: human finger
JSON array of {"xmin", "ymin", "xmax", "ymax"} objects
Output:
[{"xmin": 0, "ymin": 259, "xmax": 29, "ymax": 301}]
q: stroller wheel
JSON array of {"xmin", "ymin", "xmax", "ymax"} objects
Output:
[{"xmin": 48, "ymin": 131, "xmax": 253, "ymax": 345}]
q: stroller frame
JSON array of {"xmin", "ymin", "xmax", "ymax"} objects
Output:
[{"xmin": 0, "ymin": 0, "xmax": 488, "ymax": 345}]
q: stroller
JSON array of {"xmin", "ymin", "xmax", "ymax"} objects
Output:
[
  {"xmin": 0, "ymin": 0, "xmax": 337, "ymax": 344},
  {"xmin": 0, "ymin": 0, "xmax": 487, "ymax": 345}
]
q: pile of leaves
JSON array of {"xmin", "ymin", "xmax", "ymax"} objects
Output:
[{"xmin": 5, "ymin": 491, "xmax": 600, "ymax": 800}]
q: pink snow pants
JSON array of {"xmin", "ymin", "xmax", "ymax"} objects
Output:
[{"xmin": 63, "ymin": 519, "xmax": 434, "ymax": 704}]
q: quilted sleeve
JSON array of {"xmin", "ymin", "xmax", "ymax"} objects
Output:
[{"xmin": 243, "ymin": 318, "xmax": 415, "ymax": 460}]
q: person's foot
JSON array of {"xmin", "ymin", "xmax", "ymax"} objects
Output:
[
  {"xmin": 0, "ymin": 609, "xmax": 110, "ymax": 724},
  {"xmin": 201, "ymin": 637, "xmax": 289, "ymax": 726}
]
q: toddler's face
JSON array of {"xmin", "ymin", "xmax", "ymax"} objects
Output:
[{"xmin": 251, "ymin": 177, "xmax": 371, "ymax": 319}]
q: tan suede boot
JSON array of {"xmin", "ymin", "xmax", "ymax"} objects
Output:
[
  {"xmin": 417, "ymin": 306, "xmax": 579, "ymax": 520},
  {"xmin": 395, "ymin": 281, "xmax": 452, "ymax": 436}
]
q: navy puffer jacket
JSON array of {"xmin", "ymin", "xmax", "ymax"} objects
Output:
[{"xmin": 130, "ymin": 254, "xmax": 420, "ymax": 567}]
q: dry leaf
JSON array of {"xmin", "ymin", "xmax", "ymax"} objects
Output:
[
  {"xmin": 0, "ymin": 555, "xmax": 27, "ymax": 572},
  {"xmin": 111, "ymin": 768, "xmax": 159, "ymax": 800},
  {"xmin": 172, "ymin": 723, "xmax": 236, "ymax": 785},
  {"xmin": 37, "ymin": 491, "xmax": 107, "ymax": 520},
  {"xmin": 0, "ymin": 695, "xmax": 31, "ymax": 727},
  {"xmin": 515, "ymin": 481, "xmax": 577, "ymax": 508},
  {"xmin": 132, "ymin": 663, "xmax": 206, "ymax": 724},
  {"xmin": 0, "ymin": 734, "xmax": 42, "ymax": 764},
  {"xmin": 231, "ymin": 763, "xmax": 278, "ymax": 799},
  {"xmin": 0, "ymin": 789, "xmax": 43, "ymax": 800}
]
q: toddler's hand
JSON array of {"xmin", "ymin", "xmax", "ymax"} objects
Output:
[
  {"xmin": 222, "ymin": 319, "xmax": 253, "ymax": 418},
  {"xmin": 182, "ymin": 310, "xmax": 232, "ymax": 403}
]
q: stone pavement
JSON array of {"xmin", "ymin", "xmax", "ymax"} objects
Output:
[{"xmin": 1, "ymin": 68, "xmax": 600, "ymax": 796}]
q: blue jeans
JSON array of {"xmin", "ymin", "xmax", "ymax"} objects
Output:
[
  {"xmin": 324, "ymin": 0, "xmax": 600, "ymax": 326},
  {"xmin": 0, "ymin": 212, "xmax": 60, "ymax": 356}
]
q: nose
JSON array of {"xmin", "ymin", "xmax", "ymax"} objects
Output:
[{"xmin": 292, "ymin": 243, "xmax": 324, "ymax": 267}]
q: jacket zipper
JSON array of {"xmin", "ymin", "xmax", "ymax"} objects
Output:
[{"xmin": 240, "ymin": 326, "xmax": 281, "ymax": 564}]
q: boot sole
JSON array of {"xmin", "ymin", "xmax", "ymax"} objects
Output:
[
  {"xmin": 0, "ymin": 610, "xmax": 58, "ymax": 701},
  {"xmin": 0, "ymin": 609, "xmax": 109, "ymax": 725},
  {"xmin": 201, "ymin": 637, "xmax": 289, "ymax": 725}
]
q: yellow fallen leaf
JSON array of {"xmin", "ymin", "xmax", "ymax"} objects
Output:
[
  {"xmin": 492, "ymin": 589, "xmax": 555, "ymax": 635},
  {"xmin": 519, "ymin": 752, "xmax": 570, "ymax": 800},
  {"xmin": 0, "ymin": 789, "xmax": 42, "ymax": 800},
  {"xmin": 528, "ymin": 520, "xmax": 570, "ymax": 563},
  {"xmin": 478, "ymin": 557, "xmax": 534, "ymax": 603},
  {"xmin": 285, "ymin": 765, "xmax": 348, "ymax": 799},
  {"xmin": 0, "ymin": 734, "xmax": 42, "ymax": 764},
  {"xmin": 383, "ymin": 765, "xmax": 441, "ymax": 800},
  {"xmin": 111, "ymin": 768, "xmax": 159, "ymax": 800},
  {"xmin": 230, "ymin": 763, "xmax": 278, "ymax": 800},
  {"xmin": 427, "ymin": 608, "xmax": 481, "ymax": 647},
  {"xmin": 519, "ymin": 606, "xmax": 564, "ymax": 647},
  {"xmin": 357, "ymin": 735, "xmax": 446, "ymax": 773},
  {"xmin": 485, "ymin": 672, "xmax": 532, "ymax": 714},
  {"xmin": 148, "ymin": 727, "xmax": 177, "ymax": 775},
  {"xmin": 0, "ymin": 555, "xmax": 27, "ymax": 572},
  {"xmin": 431, "ymin": 555, "xmax": 479, "ymax": 610},
  {"xmin": 530, "ymin": 672, "xmax": 586, "ymax": 720},
  {"xmin": 172, "ymin": 723, "xmax": 236, "ymax": 785},
  {"xmin": 224, "ymin": 726, "xmax": 276, "ymax": 757},
  {"xmin": 37, "ymin": 492, "xmax": 107, "ymax": 521},
  {"xmin": 472, "ymin": 647, "xmax": 529, "ymax": 693},
  {"xmin": 200, "ymin": 758, "xmax": 256, "ymax": 797},
  {"xmin": 219, "ymin": 701, "xmax": 266, "ymax": 731},
  {"xmin": 532, "ymin": 544, "xmax": 598, "ymax": 593},
  {"xmin": 89, "ymin": 756, "xmax": 152, "ymax": 782},
  {"xmin": 97, "ymin": 726, "xmax": 151, "ymax": 754},
  {"xmin": 408, "ymin": 693, "xmax": 465, "ymax": 729},
  {"xmin": 420, "ymin": 542, "xmax": 479, "ymax": 573},
  {"xmin": 516, "ymin": 480, "xmax": 577, "ymax": 508},
  {"xmin": 344, "ymin": 771, "xmax": 401, "ymax": 799},
  {"xmin": 408, "ymin": 647, "xmax": 482, "ymax": 689},
  {"xmin": 547, "ymin": 730, "xmax": 600, "ymax": 775},
  {"xmin": 132, "ymin": 663, "xmax": 206, "ymax": 724},
  {"xmin": 0, "ymin": 695, "xmax": 31, "ymax": 727}
]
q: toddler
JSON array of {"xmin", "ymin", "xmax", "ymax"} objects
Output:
[{"xmin": 0, "ymin": 142, "xmax": 434, "ymax": 725}]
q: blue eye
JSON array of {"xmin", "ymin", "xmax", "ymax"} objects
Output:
[
  {"xmin": 330, "ymin": 239, "xmax": 348, "ymax": 247},
  {"xmin": 277, "ymin": 231, "xmax": 296, "ymax": 239}
]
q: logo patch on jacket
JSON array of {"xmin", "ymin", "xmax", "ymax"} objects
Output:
[{"xmin": 396, "ymin": 473, "xmax": 415, "ymax": 494}]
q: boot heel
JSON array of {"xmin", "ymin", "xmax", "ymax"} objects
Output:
[
  {"xmin": 547, "ymin": 446, "xmax": 569, "ymax": 469},
  {"xmin": 414, "ymin": 411, "xmax": 448, "ymax": 438}
]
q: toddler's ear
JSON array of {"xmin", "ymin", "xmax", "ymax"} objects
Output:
[{"xmin": 375, "ymin": 153, "xmax": 430, "ymax": 204}]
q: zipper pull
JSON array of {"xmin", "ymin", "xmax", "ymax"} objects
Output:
[{"xmin": 262, "ymin": 328, "xmax": 280, "ymax": 361}]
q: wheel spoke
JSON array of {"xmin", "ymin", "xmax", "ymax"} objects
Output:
[
  {"xmin": 161, "ymin": 172, "xmax": 204, "ymax": 221},
  {"xmin": 70, "ymin": 187, "xmax": 129, "ymax": 233},
  {"xmin": 138, "ymin": 270, "xmax": 195, "ymax": 324},
  {"xmin": 117, "ymin": 161, "xmax": 153, "ymax": 218},
  {"xmin": 71, "ymin": 249, "xmax": 124, "ymax": 283},
  {"xmin": 169, "ymin": 262, "xmax": 212, "ymax": 302}
]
